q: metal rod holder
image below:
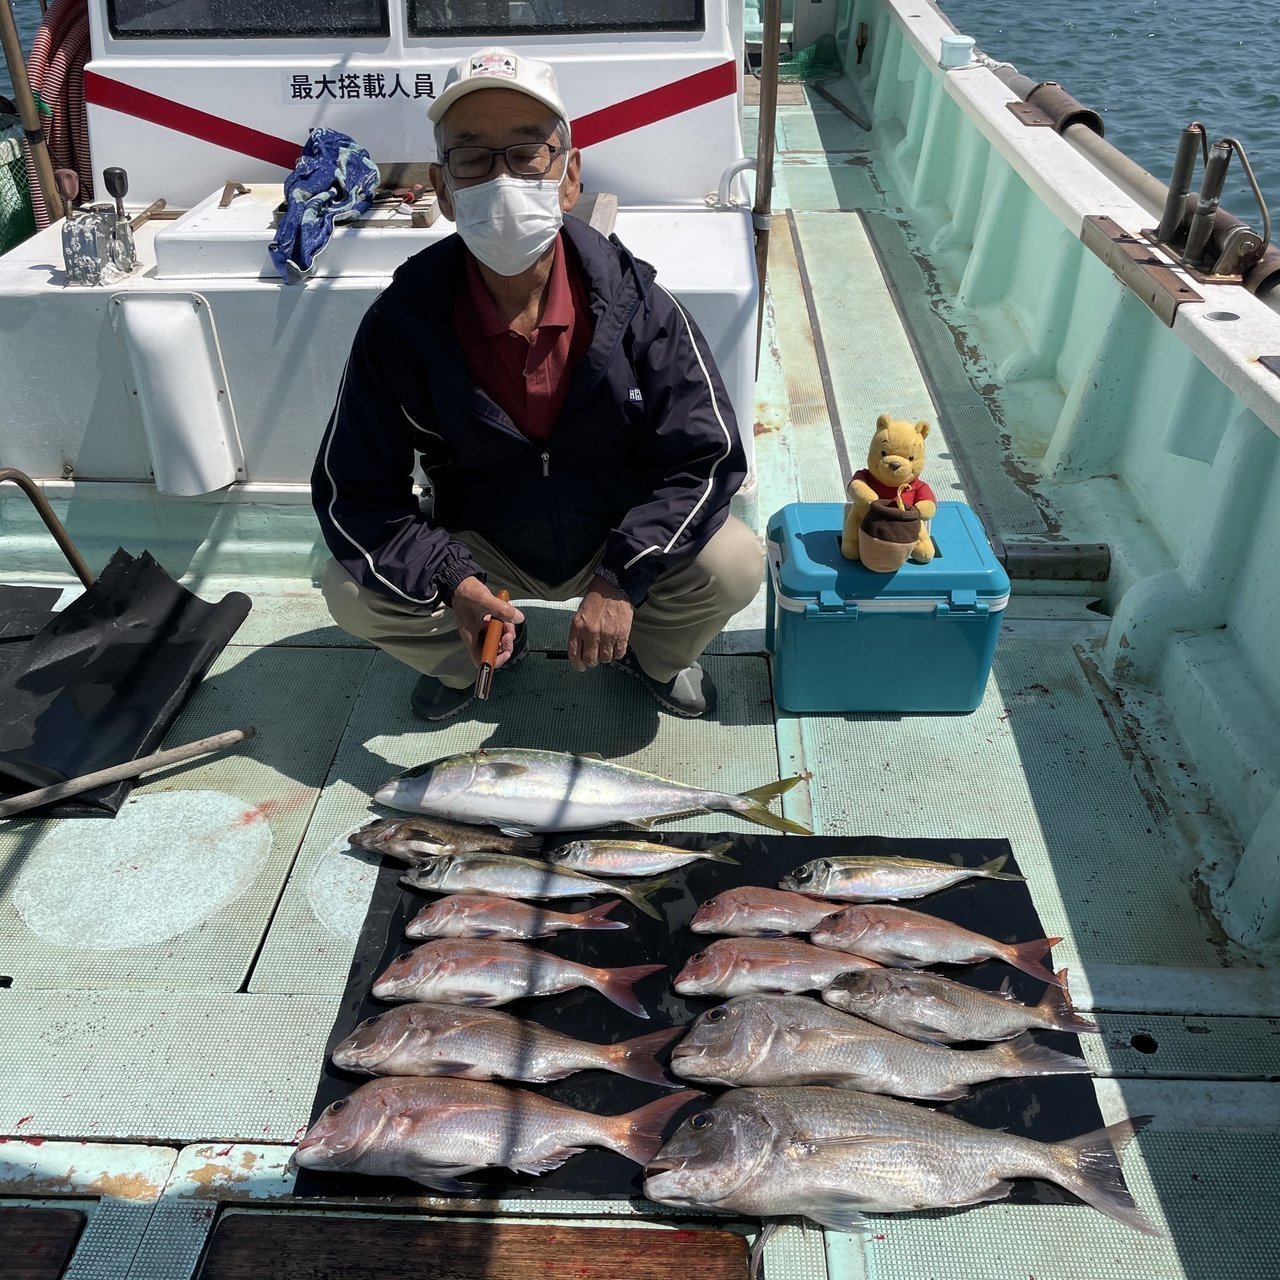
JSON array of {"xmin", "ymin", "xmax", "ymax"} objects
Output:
[
  {"xmin": 1183, "ymin": 142, "xmax": 1232, "ymax": 266},
  {"xmin": 1155, "ymin": 123, "xmax": 1205, "ymax": 245}
]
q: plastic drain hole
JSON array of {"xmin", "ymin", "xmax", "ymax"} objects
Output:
[{"xmin": 1130, "ymin": 1032, "xmax": 1159, "ymax": 1054}]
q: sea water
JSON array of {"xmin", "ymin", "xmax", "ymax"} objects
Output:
[{"xmin": 2, "ymin": 0, "xmax": 1277, "ymax": 226}]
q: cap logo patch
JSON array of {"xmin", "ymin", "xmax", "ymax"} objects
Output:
[{"xmin": 470, "ymin": 53, "xmax": 517, "ymax": 80}]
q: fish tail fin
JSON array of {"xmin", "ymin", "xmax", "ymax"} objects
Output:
[
  {"xmin": 1036, "ymin": 970, "xmax": 1100, "ymax": 1034},
  {"xmin": 573, "ymin": 900, "xmax": 629, "ymax": 931},
  {"xmin": 978, "ymin": 853, "xmax": 1025, "ymax": 882},
  {"xmin": 1050, "ymin": 1116, "xmax": 1166, "ymax": 1236},
  {"xmin": 1003, "ymin": 937, "xmax": 1067, "ymax": 987},
  {"xmin": 620, "ymin": 875, "xmax": 673, "ymax": 921},
  {"xmin": 595, "ymin": 962, "xmax": 666, "ymax": 1018},
  {"xmin": 702, "ymin": 841, "xmax": 741, "ymax": 865},
  {"xmin": 995, "ymin": 1030, "xmax": 1092, "ymax": 1077},
  {"xmin": 604, "ymin": 1026, "xmax": 685, "ymax": 1086},
  {"xmin": 731, "ymin": 777, "xmax": 812, "ymax": 836},
  {"xmin": 607, "ymin": 1090, "xmax": 703, "ymax": 1165}
]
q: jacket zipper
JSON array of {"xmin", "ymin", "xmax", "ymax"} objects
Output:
[{"xmin": 540, "ymin": 448, "xmax": 572, "ymax": 574}]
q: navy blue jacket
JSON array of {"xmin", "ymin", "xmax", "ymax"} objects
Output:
[{"xmin": 311, "ymin": 216, "xmax": 747, "ymax": 608}]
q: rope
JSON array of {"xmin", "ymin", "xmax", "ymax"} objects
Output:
[{"xmin": 24, "ymin": 0, "xmax": 91, "ymax": 227}]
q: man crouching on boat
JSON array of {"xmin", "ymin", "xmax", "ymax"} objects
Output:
[{"xmin": 311, "ymin": 47, "xmax": 761, "ymax": 722}]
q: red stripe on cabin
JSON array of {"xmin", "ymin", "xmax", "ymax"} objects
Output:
[
  {"xmin": 570, "ymin": 62, "xmax": 738, "ymax": 149},
  {"xmin": 84, "ymin": 70, "xmax": 302, "ymax": 169},
  {"xmin": 83, "ymin": 61, "xmax": 739, "ymax": 168}
]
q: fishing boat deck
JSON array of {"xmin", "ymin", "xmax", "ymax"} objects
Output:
[{"xmin": 3, "ymin": 77, "xmax": 1277, "ymax": 1280}]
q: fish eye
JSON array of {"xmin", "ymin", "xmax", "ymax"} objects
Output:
[
  {"xmin": 699, "ymin": 899, "xmax": 714, "ymax": 910},
  {"xmin": 329, "ymin": 1099, "xmax": 348, "ymax": 1113},
  {"xmin": 691, "ymin": 951, "xmax": 706, "ymax": 962},
  {"xmin": 358, "ymin": 1017, "xmax": 379, "ymax": 1028},
  {"xmin": 689, "ymin": 1112, "xmax": 715, "ymax": 1130},
  {"xmin": 792, "ymin": 864, "xmax": 812, "ymax": 882},
  {"xmin": 706, "ymin": 1007, "xmax": 727, "ymax": 1022}
]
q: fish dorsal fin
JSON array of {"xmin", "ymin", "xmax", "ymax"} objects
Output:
[
  {"xmin": 498, "ymin": 825, "xmax": 534, "ymax": 838},
  {"xmin": 578, "ymin": 752, "xmax": 604, "ymax": 760}
]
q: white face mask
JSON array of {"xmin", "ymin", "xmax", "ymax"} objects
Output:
[{"xmin": 449, "ymin": 172, "xmax": 565, "ymax": 277}]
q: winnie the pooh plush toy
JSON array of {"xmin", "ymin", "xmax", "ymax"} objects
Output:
[{"xmin": 841, "ymin": 414, "xmax": 938, "ymax": 564}]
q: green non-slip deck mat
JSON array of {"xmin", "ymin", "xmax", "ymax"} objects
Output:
[
  {"xmin": 1082, "ymin": 1013, "xmax": 1280, "ymax": 1079},
  {"xmin": 0, "ymin": 644, "xmax": 370, "ymax": 990},
  {"xmin": 859, "ymin": 209, "xmax": 1057, "ymax": 542},
  {"xmin": 798, "ymin": 636, "xmax": 1218, "ymax": 971},
  {"xmin": 836, "ymin": 1124, "xmax": 1279, "ymax": 1279},
  {"xmin": 785, "ymin": 212, "xmax": 964, "ymax": 509},
  {"xmin": 249, "ymin": 649, "xmax": 785, "ymax": 995},
  {"xmin": 0, "ymin": 990, "xmax": 339, "ymax": 1142}
]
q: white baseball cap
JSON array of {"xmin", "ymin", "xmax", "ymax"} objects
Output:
[{"xmin": 427, "ymin": 48, "xmax": 568, "ymax": 127}]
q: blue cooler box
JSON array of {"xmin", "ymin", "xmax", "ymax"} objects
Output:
[{"xmin": 766, "ymin": 501, "xmax": 1010, "ymax": 713}]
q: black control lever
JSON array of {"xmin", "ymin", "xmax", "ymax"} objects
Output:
[{"xmin": 103, "ymin": 166, "xmax": 128, "ymax": 220}]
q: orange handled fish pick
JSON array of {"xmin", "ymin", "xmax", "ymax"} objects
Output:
[{"xmin": 475, "ymin": 590, "xmax": 509, "ymax": 701}]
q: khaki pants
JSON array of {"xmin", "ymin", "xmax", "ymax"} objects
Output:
[{"xmin": 321, "ymin": 515, "xmax": 764, "ymax": 688}]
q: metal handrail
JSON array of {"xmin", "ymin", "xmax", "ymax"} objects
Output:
[{"xmin": 0, "ymin": 467, "xmax": 95, "ymax": 587}]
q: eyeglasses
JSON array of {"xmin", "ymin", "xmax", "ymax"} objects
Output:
[{"xmin": 442, "ymin": 142, "xmax": 565, "ymax": 181}]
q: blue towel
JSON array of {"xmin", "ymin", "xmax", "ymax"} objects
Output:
[{"xmin": 269, "ymin": 128, "xmax": 380, "ymax": 282}]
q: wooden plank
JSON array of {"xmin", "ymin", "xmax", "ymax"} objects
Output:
[
  {"xmin": 197, "ymin": 1216, "xmax": 748, "ymax": 1280},
  {"xmin": 0, "ymin": 1207, "xmax": 86, "ymax": 1280}
]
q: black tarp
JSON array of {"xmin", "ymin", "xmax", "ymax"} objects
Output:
[
  {"xmin": 297, "ymin": 834, "xmax": 1121, "ymax": 1211},
  {"xmin": 0, "ymin": 549, "xmax": 251, "ymax": 816}
]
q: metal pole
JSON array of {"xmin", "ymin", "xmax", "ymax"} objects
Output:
[
  {"xmin": 0, "ymin": 467, "xmax": 95, "ymax": 586},
  {"xmin": 0, "ymin": 0, "xmax": 62, "ymax": 221},
  {"xmin": 752, "ymin": 0, "xmax": 783, "ymax": 367},
  {"xmin": 0, "ymin": 728, "xmax": 257, "ymax": 819}
]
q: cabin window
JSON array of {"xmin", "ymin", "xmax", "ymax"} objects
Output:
[
  {"xmin": 108, "ymin": 0, "xmax": 390, "ymax": 39},
  {"xmin": 407, "ymin": 1, "xmax": 704, "ymax": 37}
]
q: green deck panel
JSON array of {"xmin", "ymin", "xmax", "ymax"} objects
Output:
[
  {"xmin": 799, "ymin": 636, "xmax": 1219, "ymax": 971},
  {"xmin": 62, "ymin": 1198, "xmax": 157, "ymax": 1280},
  {"xmin": 789, "ymin": 211, "xmax": 960, "ymax": 499},
  {"xmin": 837, "ymin": 1124, "xmax": 1279, "ymax": 1279},
  {"xmin": 0, "ymin": 645, "xmax": 370, "ymax": 991},
  {"xmin": 780, "ymin": 161, "xmax": 881, "ymax": 214},
  {"xmin": 1084, "ymin": 1014, "xmax": 1280, "ymax": 1079},
  {"xmin": 249, "ymin": 648, "xmax": 789, "ymax": 995},
  {"xmin": 0, "ymin": 990, "xmax": 339, "ymax": 1143},
  {"xmin": 777, "ymin": 109, "xmax": 873, "ymax": 154},
  {"xmin": 858, "ymin": 209, "xmax": 1057, "ymax": 541}
]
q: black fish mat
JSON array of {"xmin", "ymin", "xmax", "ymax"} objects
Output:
[
  {"xmin": 0, "ymin": 550, "xmax": 251, "ymax": 816},
  {"xmin": 297, "ymin": 834, "xmax": 1118, "ymax": 1211}
]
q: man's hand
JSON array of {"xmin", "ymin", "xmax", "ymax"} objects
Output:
[
  {"xmin": 452, "ymin": 576, "xmax": 525, "ymax": 669},
  {"xmin": 568, "ymin": 577, "xmax": 634, "ymax": 671}
]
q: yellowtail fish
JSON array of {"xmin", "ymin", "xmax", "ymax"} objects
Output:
[
  {"xmin": 375, "ymin": 748, "xmax": 811, "ymax": 835},
  {"xmin": 780, "ymin": 853, "xmax": 1023, "ymax": 901},
  {"xmin": 405, "ymin": 894, "xmax": 627, "ymax": 941},
  {"xmin": 544, "ymin": 838, "xmax": 739, "ymax": 878},
  {"xmin": 400, "ymin": 852, "xmax": 670, "ymax": 921}
]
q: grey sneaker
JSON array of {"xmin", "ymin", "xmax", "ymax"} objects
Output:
[
  {"xmin": 610, "ymin": 649, "xmax": 717, "ymax": 718},
  {"xmin": 410, "ymin": 623, "xmax": 528, "ymax": 722}
]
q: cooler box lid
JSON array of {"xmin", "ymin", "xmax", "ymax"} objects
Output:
[{"xmin": 768, "ymin": 501, "xmax": 1010, "ymax": 612}]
